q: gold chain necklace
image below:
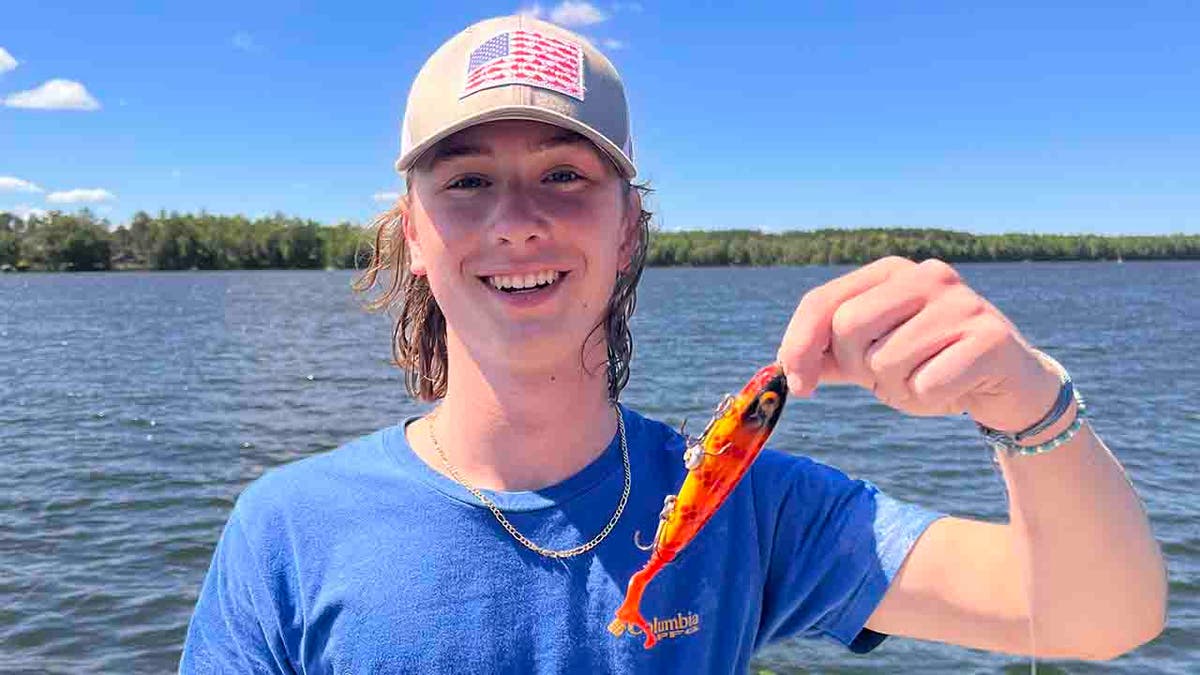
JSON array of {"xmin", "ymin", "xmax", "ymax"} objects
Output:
[{"xmin": 427, "ymin": 405, "xmax": 631, "ymax": 559}]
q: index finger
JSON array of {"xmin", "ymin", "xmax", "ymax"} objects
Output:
[{"xmin": 776, "ymin": 256, "xmax": 915, "ymax": 396}]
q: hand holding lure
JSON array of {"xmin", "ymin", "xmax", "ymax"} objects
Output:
[{"xmin": 608, "ymin": 363, "xmax": 788, "ymax": 649}]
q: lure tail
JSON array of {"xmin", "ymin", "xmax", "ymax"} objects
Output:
[{"xmin": 608, "ymin": 556, "xmax": 668, "ymax": 648}]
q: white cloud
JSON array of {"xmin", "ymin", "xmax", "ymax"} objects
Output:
[
  {"xmin": 373, "ymin": 191, "xmax": 402, "ymax": 203},
  {"xmin": 46, "ymin": 188, "xmax": 116, "ymax": 204},
  {"xmin": 0, "ymin": 47, "xmax": 17, "ymax": 73},
  {"xmin": 550, "ymin": 1, "xmax": 607, "ymax": 26},
  {"xmin": 600, "ymin": 38, "xmax": 625, "ymax": 50},
  {"xmin": 232, "ymin": 31, "xmax": 260, "ymax": 52},
  {"xmin": 0, "ymin": 176, "xmax": 43, "ymax": 193},
  {"xmin": 4, "ymin": 79, "xmax": 100, "ymax": 110}
]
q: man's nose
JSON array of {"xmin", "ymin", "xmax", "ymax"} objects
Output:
[{"xmin": 489, "ymin": 184, "xmax": 549, "ymax": 246}]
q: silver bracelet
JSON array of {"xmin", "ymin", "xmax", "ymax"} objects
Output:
[{"xmin": 978, "ymin": 350, "xmax": 1087, "ymax": 457}]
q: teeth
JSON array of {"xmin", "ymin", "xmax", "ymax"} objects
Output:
[{"xmin": 487, "ymin": 270, "xmax": 562, "ymax": 290}]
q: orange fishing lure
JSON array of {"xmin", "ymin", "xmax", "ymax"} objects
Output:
[{"xmin": 609, "ymin": 363, "xmax": 788, "ymax": 649}]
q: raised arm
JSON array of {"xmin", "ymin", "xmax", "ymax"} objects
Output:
[{"xmin": 775, "ymin": 256, "xmax": 1167, "ymax": 660}]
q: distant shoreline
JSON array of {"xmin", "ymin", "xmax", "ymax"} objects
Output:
[
  {"xmin": 9, "ymin": 255, "xmax": 1200, "ymax": 271},
  {"xmin": 2, "ymin": 209, "xmax": 1197, "ymax": 272}
]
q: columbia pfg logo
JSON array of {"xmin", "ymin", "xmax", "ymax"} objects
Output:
[{"xmin": 621, "ymin": 611, "xmax": 701, "ymax": 641}]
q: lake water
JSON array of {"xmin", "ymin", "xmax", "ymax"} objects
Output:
[{"xmin": 1, "ymin": 262, "xmax": 1197, "ymax": 673}]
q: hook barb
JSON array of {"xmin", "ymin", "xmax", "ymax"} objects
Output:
[{"xmin": 634, "ymin": 530, "xmax": 656, "ymax": 552}]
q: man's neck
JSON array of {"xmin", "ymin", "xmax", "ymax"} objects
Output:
[{"xmin": 407, "ymin": 341, "xmax": 619, "ymax": 492}]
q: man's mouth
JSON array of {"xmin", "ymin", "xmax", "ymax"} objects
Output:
[{"xmin": 482, "ymin": 270, "xmax": 568, "ymax": 294}]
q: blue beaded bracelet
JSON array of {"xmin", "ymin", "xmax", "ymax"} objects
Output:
[{"xmin": 978, "ymin": 350, "xmax": 1088, "ymax": 457}]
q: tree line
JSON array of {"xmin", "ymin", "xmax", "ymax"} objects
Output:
[
  {"xmin": 646, "ymin": 228, "xmax": 1200, "ymax": 266},
  {"xmin": 0, "ymin": 210, "xmax": 371, "ymax": 272},
  {"xmin": 2, "ymin": 210, "xmax": 1197, "ymax": 272}
]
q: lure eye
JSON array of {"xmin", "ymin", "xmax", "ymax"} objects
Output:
[
  {"xmin": 759, "ymin": 392, "xmax": 779, "ymax": 418},
  {"xmin": 742, "ymin": 391, "xmax": 781, "ymax": 428}
]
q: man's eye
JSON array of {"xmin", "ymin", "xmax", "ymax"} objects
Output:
[
  {"xmin": 447, "ymin": 175, "xmax": 489, "ymax": 190},
  {"xmin": 544, "ymin": 169, "xmax": 582, "ymax": 184}
]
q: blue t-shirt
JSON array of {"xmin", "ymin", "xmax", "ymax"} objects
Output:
[{"xmin": 180, "ymin": 406, "xmax": 942, "ymax": 673}]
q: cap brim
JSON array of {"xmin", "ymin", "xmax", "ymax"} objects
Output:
[{"xmin": 395, "ymin": 105, "xmax": 636, "ymax": 180}]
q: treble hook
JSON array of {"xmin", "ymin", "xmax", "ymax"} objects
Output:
[
  {"xmin": 714, "ymin": 393, "xmax": 735, "ymax": 416},
  {"xmin": 678, "ymin": 418, "xmax": 700, "ymax": 447},
  {"xmin": 686, "ymin": 440, "xmax": 735, "ymax": 471},
  {"xmin": 682, "ymin": 393, "xmax": 738, "ymax": 471},
  {"xmin": 633, "ymin": 495, "xmax": 677, "ymax": 552},
  {"xmin": 706, "ymin": 441, "xmax": 733, "ymax": 457},
  {"xmin": 695, "ymin": 394, "xmax": 733, "ymax": 444}
]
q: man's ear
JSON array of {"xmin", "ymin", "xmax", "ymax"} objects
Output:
[
  {"xmin": 399, "ymin": 198, "xmax": 427, "ymax": 276},
  {"xmin": 618, "ymin": 187, "xmax": 643, "ymax": 273}
]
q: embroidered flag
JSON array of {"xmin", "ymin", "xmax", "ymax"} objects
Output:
[{"xmin": 461, "ymin": 30, "xmax": 585, "ymax": 101}]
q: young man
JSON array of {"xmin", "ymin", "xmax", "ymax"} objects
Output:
[{"xmin": 180, "ymin": 15, "xmax": 1166, "ymax": 673}]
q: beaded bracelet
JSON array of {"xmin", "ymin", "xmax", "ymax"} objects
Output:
[{"xmin": 977, "ymin": 350, "xmax": 1088, "ymax": 457}]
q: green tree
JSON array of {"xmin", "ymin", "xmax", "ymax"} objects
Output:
[{"xmin": 21, "ymin": 210, "xmax": 112, "ymax": 270}]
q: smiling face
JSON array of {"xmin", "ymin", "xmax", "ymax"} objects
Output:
[{"xmin": 403, "ymin": 119, "xmax": 640, "ymax": 378}]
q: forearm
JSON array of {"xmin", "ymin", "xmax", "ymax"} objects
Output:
[{"xmin": 998, "ymin": 411, "xmax": 1167, "ymax": 659}]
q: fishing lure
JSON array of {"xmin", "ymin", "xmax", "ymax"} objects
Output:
[{"xmin": 608, "ymin": 363, "xmax": 788, "ymax": 649}]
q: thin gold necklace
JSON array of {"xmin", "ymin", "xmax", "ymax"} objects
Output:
[{"xmin": 427, "ymin": 404, "xmax": 631, "ymax": 559}]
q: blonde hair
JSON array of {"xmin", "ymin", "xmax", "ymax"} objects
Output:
[{"xmin": 353, "ymin": 180, "xmax": 653, "ymax": 403}]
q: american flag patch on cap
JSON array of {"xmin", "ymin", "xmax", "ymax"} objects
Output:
[{"xmin": 461, "ymin": 30, "xmax": 585, "ymax": 101}]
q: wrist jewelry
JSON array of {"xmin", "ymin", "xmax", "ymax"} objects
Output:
[{"xmin": 977, "ymin": 350, "xmax": 1088, "ymax": 457}]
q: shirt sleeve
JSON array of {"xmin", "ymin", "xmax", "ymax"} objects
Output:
[
  {"xmin": 754, "ymin": 452, "xmax": 944, "ymax": 653},
  {"xmin": 179, "ymin": 505, "xmax": 296, "ymax": 674}
]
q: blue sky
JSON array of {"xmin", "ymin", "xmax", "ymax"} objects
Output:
[{"xmin": 2, "ymin": 1, "xmax": 1197, "ymax": 234}]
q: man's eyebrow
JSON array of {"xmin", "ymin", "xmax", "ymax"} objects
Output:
[{"xmin": 425, "ymin": 143, "xmax": 491, "ymax": 170}]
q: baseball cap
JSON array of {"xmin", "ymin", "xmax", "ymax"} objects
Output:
[{"xmin": 394, "ymin": 15, "xmax": 636, "ymax": 179}]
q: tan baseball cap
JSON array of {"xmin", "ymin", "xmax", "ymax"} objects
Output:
[{"xmin": 394, "ymin": 15, "xmax": 636, "ymax": 179}]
